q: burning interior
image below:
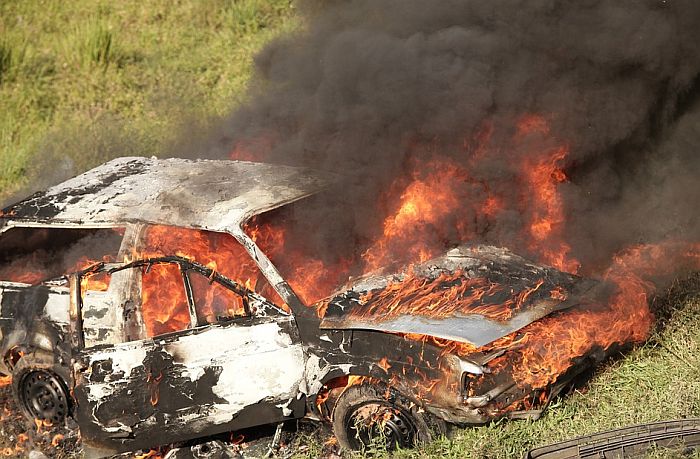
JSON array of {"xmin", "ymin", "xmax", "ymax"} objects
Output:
[{"xmin": 0, "ymin": 227, "xmax": 124, "ymax": 286}]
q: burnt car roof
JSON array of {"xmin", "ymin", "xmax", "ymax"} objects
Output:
[
  {"xmin": 0, "ymin": 157, "xmax": 332, "ymax": 233},
  {"xmin": 320, "ymin": 245, "xmax": 601, "ymax": 348}
]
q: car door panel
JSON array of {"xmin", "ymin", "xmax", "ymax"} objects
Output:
[
  {"xmin": 74, "ymin": 314, "xmax": 305, "ymax": 454},
  {"xmin": 72, "ymin": 260, "xmax": 307, "ymax": 455}
]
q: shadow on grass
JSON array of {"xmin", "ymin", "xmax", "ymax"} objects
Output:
[{"xmin": 651, "ymin": 272, "xmax": 700, "ymax": 337}]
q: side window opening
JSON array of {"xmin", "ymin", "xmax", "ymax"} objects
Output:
[
  {"xmin": 79, "ymin": 261, "xmax": 196, "ymax": 345},
  {"xmin": 141, "ymin": 263, "xmax": 192, "ymax": 337},
  {"xmin": 141, "ymin": 225, "xmax": 286, "ymax": 307},
  {"xmin": 78, "ymin": 259, "xmax": 288, "ymax": 348},
  {"xmin": 187, "ymin": 270, "xmax": 250, "ymax": 326},
  {"xmin": 81, "ymin": 271, "xmax": 111, "ymax": 292},
  {"xmin": 0, "ymin": 227, "xmax": 124, "ymax": 284}
]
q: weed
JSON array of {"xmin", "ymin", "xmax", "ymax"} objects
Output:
[
  {"xmin": 84, "ymin": 23, "xmax": 114, "ymax": 68},
  {"xmin": 0, "ymin": 41, "xmax": 12, "ymax": 82}
]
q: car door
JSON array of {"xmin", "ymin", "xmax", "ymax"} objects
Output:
[{"xmin": 71, "ymin": 259, "xmax": 306, "ymax": 456}]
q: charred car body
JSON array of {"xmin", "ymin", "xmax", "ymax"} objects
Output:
[{"xmin": 0, "ymin": 157, "xmax": 612, "ymax": 457}]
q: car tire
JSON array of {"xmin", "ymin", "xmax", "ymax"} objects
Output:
[
  {"xmin": 12, "ymin": 356, "xmax": 71, "ymax": 425},
  {"xmin": 331, "ymin": 381, "xmax": 444, "ymax": 452}
]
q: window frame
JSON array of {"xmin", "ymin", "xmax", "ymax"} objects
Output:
[
  {"xmin": 182, "ymin": 267, "xmax": 252, "ymax": 327},
  {"xmin": 73, "ymin": 256, "xmax": 289, "ymax": 348}
]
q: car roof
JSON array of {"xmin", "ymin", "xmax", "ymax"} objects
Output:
[{"xmin": 0, "ymin": 157, "xmax": 332, "ymax": 233}]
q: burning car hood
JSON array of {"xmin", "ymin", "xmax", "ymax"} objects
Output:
[{"xmin": 320, "ymin": 245, "xmax": 601, "ymax": 348}]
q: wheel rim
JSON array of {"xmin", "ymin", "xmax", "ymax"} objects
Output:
[
  {"xmin": 19, "ymin": 370, "xmax": 68, "ymax": 424},
  {"xmin": 345, "ymin": 402, "xmax": 417, "ymax": 450}
]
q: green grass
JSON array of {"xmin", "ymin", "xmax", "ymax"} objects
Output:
[{"xmin": 0, "ymin": 0, "xmax": 297, "ymax": 199}]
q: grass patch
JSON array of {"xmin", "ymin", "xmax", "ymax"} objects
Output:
[
  {"xmin": 0, "ymin": 41, "xmax": 14, "ymax": 82},
  {"xmin": 67, "ymin": 21, "xmax": 120, "ymax": 70},
  {"xmin": 0, "ymin": 0, "xmax": 297, "ymax": 201}
]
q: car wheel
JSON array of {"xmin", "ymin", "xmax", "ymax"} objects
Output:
[
  {"xmin": 12, "ymin": 357, "xmax": 71, "ymax": 424},
  {"xmin": 332, "ymin": 382, "xmax": 443, "ymax": 451}
]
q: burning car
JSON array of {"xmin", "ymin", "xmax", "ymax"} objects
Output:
[{"xmin": 0, "ymin": 157, "xmax": 638, "ymax": 457}]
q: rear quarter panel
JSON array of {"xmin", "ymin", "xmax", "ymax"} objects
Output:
[{"xmin": 0, "ymin": 282, "xmax": 71, "ymax": 374}]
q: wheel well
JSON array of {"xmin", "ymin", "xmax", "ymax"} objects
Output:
[
  {"xmin": 330, "ymin": 379, "xmax": 443, "ymax": 451},
  {"xmin": 3, "ymin": 345, "xmax": 27, "ymax": 371},
  {"xmin": 314, "ymin": 374, "xmax": 394, "ymax": 420}
]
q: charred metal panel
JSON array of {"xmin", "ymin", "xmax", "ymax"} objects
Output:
[
  {"xmin": 74, "ymin": 316, "xmax": 306, "ymax": 455},
  {"xmin": 0, "ymin": 283, "xmax": 72, "ymax": 374},
  {"xmin": 321, "ymin": 245, "xmax": 599, "ymax": 347},
  {"xmin": 299, "ymin": 325, "xmax": 470, "ymax": 427},
  {"xmin": 81, "ymin": 264, "xmax": 144, "ymax": 348},
  {"xmin": 1, "ymin": 157, "xmax": 332, "ymax": 233},
  {"xmin": 81, "ymin": 290, "xmax": 119, "ymax": 348}
]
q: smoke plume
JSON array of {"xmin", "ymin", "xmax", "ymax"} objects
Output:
[
  {"xmin": 8, "ymin": 1, "xmax": 700, "ymax": 284},
  {"xmin": 172, "ymin": 0, "xmax": 700, "ymax": 279}
]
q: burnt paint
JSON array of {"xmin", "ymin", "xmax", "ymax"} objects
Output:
[
  {"xmin": 1, "ymin": 159, "xmax": 148, "ymax": 221},
  {"xmin": 0, "ymin": 285, "xmax": 71, "ymax": 374},
  {"xmin": 75, "ymin": 344, "xmax": 228, "ymax": 450}
]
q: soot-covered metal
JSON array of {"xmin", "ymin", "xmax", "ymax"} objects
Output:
[{"xmin": 0, "ymin": 158, "xmax": 617, "ymax": 457}]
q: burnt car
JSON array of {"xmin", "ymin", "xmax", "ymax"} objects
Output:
[{"xmin": 0, "ymin": 157, "xmax": 610, "ymax": 457}]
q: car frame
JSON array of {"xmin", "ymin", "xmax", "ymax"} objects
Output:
[{"xmin": 0, "ymin": 157, "xmax": 605, "ymax": 457}]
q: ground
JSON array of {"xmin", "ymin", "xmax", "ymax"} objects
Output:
[
  {"xmin": 0, "ymin": 381, "xmax": 80, "ymax": 458},
  {"xmin": 1, "ymin": 2, "xmax": 699, "ymax": 458}
]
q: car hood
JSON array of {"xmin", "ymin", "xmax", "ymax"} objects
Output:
[{"xmin": 319, "ymin": 245, "xmax": 603, "ymax": 348}]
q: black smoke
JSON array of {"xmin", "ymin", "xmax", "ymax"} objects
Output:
[
  {"xmin": 172, "ymin": 0, "xmax": 700, "ymax": 275},
  {"xmin": 10, "ymin": 1, "xmax": 700, "ymax": 281}
]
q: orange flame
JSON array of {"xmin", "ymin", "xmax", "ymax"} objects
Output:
[
  {"xmin": 34, "ymin": 418, "xmax": 53, "ymax": 434},
  {"xmin": 137, "ymin": 225, "xmax": 285, "ymax": 336},
  {"xmin": 353, "ymin": 271, "xmax": 546, "ymax": 323},
  {"xmin": 51, "ymin": 433, "xmax": 64, "ymax": 447},
  {"xmin": 134, "ymin": 450, "xmax": 163, "ymax": 459},
  {"xmin": 361, "ymin": 157, "xmax": 473, "ymax": 272}
]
